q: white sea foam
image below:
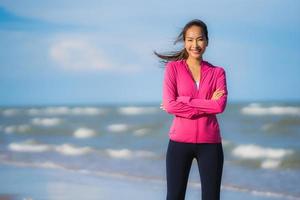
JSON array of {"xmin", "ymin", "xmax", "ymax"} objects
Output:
[
  {"xmin": 55, "ymin": 144, "xmax": 93, "ymax": 156},
  {"xmin": 261, "ymin": 159, "xmax": 281, "ymax": 169},
  {"xmin": 27, "ymin": 106, "xmax": 106, "ymax": 116},
  {"xmin": 232, "ymin": 144, "xmax": 293, "ymax": 169},
  {"xmin": 118, "ymin": 106, "xmax": 157, "ymax": 115},
  {"xmin": 8, "ymin": 139, "xmax": 51, "ymax": 152},
  {"xmin": 133, "ymin": 128, "xmax": 150, "ymax": 136},
  {"xmin": 39, "ymin": 161, "xmax": 65, "ymax": 169},
  {"xmin": 4, "ymin": 124, "xmax": 31, "ymax": 134},
  {"xmin": 107, "ymin": 123, "xmax": 129, "ymax": 132},
  {"xmin": 105, "ymin": 149, "xmax": 132, "ymax": 158},
  {"xmin": 241, "ymin": 104, "xmax": 300, "ymax": 115},
  {"xmin": 31, "ymin": 117, "xmax": 62, "ymax": 126},
  {"xmin": 7, "ymin": 138, "xmax": 156, "ymax": 159},
  {"xmin": 105, "ymin": 148, "xmax": 156, "ymax": 159},
  {"xmin": 28, "ymin": 107, "xmax": 63, "ymax": 115},
  {"xmin": 0, "ymin": 158, "xmax": 66, "ymax": 171},
  {"xmin": 232, "ymin": 144, "xmax": 293, "ymax": 159},
  {"xmin": 2, "ymin": 108, "xmax": 19, "ymax": 116},
  {"xmin": 8, "ymin": 140, "xmax": 93, "ymax": 156},
  {"xmin": 34, "ymin": 106, "xmax": 69, "ymax": 115},
  {"xmin": 73, "ymin": 128, "xmax": 97, "ymax": 138},
  {"xmin": 70, "ymin": 107, "xmax": 106, "ymax": 115}
]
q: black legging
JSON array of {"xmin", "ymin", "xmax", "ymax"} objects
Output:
[{"xmin": 166, "ymin": 139, "xmax": 224, "ymax": 200}]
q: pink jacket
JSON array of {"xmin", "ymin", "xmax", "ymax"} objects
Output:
[{"xmin": 162, "ymin": 59, "xmax": 228, "ymax": 143}]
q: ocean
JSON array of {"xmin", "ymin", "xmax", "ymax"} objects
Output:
[{"xmin": 0, "ymin": 102, "xmax": 300, "ymax": 200}]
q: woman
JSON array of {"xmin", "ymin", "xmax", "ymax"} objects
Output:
[{"xmin": 154, "ymin": 19, "xmax": 228, "ymax": 200}]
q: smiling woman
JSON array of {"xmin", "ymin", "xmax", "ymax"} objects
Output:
[
  {"xmin": 154, "ymin": 19, "xmax": 228, "ymax": 200},
  {"xmin": 154, "ymin": 19, "xmax": 209, "ymax": 64}
]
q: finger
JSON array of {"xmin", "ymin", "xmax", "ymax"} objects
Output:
[
  {"xmin": 216, "ymin": 89, "xmax": 225, "ymax": 92},
  {"xmin": 216, "ymin": 91, "xmax": 225, "ymax": 94},
  {"xmin": 213, "ymin": 91, "xmax": 224, "ymax": 95},
  {"xmin": 214, "ymin": 92, "xmax": 223, "ymax": 96}
]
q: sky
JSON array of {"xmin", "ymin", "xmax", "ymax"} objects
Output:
[{"xmin": 0, "ymin": 0, "xmax": 300, "ymax": 106}]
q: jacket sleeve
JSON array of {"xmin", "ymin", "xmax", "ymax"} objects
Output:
[
  {"xmin": 176, "ymin": 68, "xmax": 228, "ymax": 115},
  {"xmin": 162, "ymin": 62, "xmax": 203, "ymax": 119}
]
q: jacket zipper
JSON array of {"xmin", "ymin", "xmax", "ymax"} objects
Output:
[{"xmin": 184, "ymin": 60, "xmax": 203, "ymax": 142}]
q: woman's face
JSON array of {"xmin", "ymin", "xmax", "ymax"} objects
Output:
[{"xmin": 184, "ymin": 25, "xmax": 208, "ymax": 60}]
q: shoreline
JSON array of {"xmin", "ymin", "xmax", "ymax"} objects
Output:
[{"xmin": 1, "ymin": 162, "xmax": 299, "ymax": 200}]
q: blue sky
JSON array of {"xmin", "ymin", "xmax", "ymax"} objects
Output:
[{"xmin": 0, "ymin": 0, "xmax": 300, "ymax": 106}]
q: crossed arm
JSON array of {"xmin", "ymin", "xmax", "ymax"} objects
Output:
[{"xmin": 161, "ymin": 63, "xmax": 228, "ymax": 119}]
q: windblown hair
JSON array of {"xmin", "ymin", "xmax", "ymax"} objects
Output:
[{"xmin": 153, "ymin": 19, "xmax": 209, "ymax": 64}]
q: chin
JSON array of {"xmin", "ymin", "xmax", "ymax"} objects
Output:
[{"xmin": 189, "ymin": 54, "xmax": 202, "ymax": 59}]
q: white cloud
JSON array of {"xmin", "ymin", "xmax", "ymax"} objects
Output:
[
  {"xmin": 49, "ymin": 38, "xmax": 113, "ymax": 71},
  {"xmin": 48, "ymin": 34, "xmax": 143, "ymax": 73}
]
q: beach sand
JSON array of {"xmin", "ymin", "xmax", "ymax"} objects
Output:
[{"xmin": 0, "ymin": 163, "xmax": 288, "ymax": 200}]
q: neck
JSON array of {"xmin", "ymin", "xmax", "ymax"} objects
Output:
[{"xmin": 186, "ymin": 57, "xmax": 203, "ymax": 66}]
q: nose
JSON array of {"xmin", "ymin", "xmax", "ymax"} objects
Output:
[{"xmin": 193, "ymin": 40, "xmax": 199, "ymax": 48}]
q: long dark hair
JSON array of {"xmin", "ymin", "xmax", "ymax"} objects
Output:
[{"xmin": 153, "ymin": 19, "xmax": 209, "ymax": 64}]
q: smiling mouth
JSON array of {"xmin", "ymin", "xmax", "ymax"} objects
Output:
[{"xmin": 191, "ymin": 49, "xmax": 201, "ymax": 53}]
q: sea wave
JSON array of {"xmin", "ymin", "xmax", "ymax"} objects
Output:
[
  {"xmin": 107, "ymin": 123, "xmax": 130, "ymax": 132},
  {"xmin": 241, "ymin": 104, "xmax": 300, "ymax": 115},
  {"xmin": 31, "ymin": 117, "xmax": 63, "ymax": 126},
  {"xmin": 8, "ymin": 139, "xmax": 51, "ymax": 152},
  {"xmin": 262, "ymin": 118, "xmax": 300, "ymax": 131},
  {"xmin": 118, "ymin": 106, "xmax": 158, "ymax": 115},
  {"xmin": 27, "ymin": 106, "xmax": 107, "ymax": 116},
  {"xmin": 1, "ymin": 108, "xmax": 19, "ymax": 116},
  {"xmin": 55, "ymin": 144, "xmax": 93, "ymax": 156},
  {"xmin": 104, "ymin": 148, "xmax": 156, "ymax": 159},
  {"xmin": 232, "ymin": 144, "xmax": 293, "ymax": 169},
  {"xmin": 133, "ymin": 128, "xmax": 151, "ymax": 136},
  {"xmin": 7, "ymin": 140, "xmax": 157, "ymax": 159},
  {"xmin": 73, "ymin": 127, "xmax": 97, "ymax": 138},
  {"xmin": 8, "ymin": 140, "xmax": 92, "ymax": 156},
  {"xmin": 3, "ymin": 124, "xmax": 31, "ymax": 134},
  {"xmin": 232, "ymin": 144, "xmax": 293, "ymax": 159}
]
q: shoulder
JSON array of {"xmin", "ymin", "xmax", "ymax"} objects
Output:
[
  {"xmin": 166, "ymin": 60, "xmax": 185, "ymax": 68},
  {"xmin": 204, "ymin": 61, "xmax": 225, "ymax": 71},
  {"xmin": 165, "ymin": 60, "xmax": 185, "ymax": 73},
  {"xmin": 204, "ymin": 61, "xmax": 226, "ymax": 75}
]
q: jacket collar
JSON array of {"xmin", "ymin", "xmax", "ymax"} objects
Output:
[{"xmin": 182, "ymin": 59, "xmax": 211, "ymax": 74}]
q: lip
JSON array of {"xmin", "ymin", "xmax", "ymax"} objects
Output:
[{"xmin": 191, "ymin": 49, "xmax": 201, "ymax": 54}]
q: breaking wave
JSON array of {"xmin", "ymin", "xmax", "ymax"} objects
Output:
[{"xmin": 241, "ymin": 103, "xmax": 300, "ymax": 116}]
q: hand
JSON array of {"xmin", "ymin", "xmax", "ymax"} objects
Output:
[
  {"xmin": 211, "ymin": 89, "xmax": 225, "ymax": 100},
  {"xmin": 160, "ymin": 103, "xmax": 166, "ymax": 111}
]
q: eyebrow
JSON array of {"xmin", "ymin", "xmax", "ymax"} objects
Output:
[{"xmin": 186, "ymin": 36, "xmax": 204, "ymax": 39}]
